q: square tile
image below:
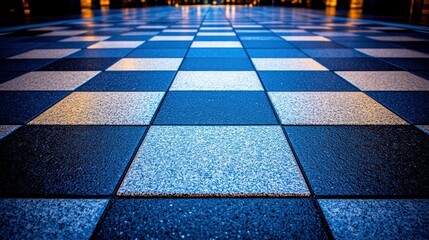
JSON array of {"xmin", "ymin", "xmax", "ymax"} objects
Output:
[
  {"xmin": 367, "ymin": 92, "xmax": 429, "ymax": 124},
  {"xmin": 95, "ymin": 199, "xmax": 326, "ymax": 239},
  {"xmin": 186, "ymin": 48, "xmax": 247, "ymax": 58},
  {"xmin": 180, "ymin": 58, "xmax": 254, "ymax": 71},
  {"xmin": 30, "ymin": 92, "xmax": 164, "ymax": 125},
  {"xmin": 247, "ymin": 49, "xmax": 307, "ymax": 58},
  {"xmin": 0, "ymin": 199, "xmax": 108, "ymax": 239},
  {"xmin": 107, "ymin": 58, "xmax": 183, "ymax": 71},
  {"xmin": 0, "ymin": 71, "xmax": 99, "ymax": 91},
  {"xmin": 0, "ymin": 92, "xmax": 69, "ymax": 124},
  {"xmin": 40, "ymin": 58, "xmax": 119, "ymax": 71},
  {"xmin": 251, "ymin": 58, "xmax": 328, "ymax": 71},
  {"xmin": 190, "ymin": 41, "xmax": 242, "ymax": 48},
  {"xmin": 241, "ymin": 40, "xmax": 294, "ymax": 49},
  {"xmin": 0, "ymin": 126, "xmax": 146, "ymax": 196},
  {"xmin": 78, "ymin": 71, "xmax": 175, "ymax": 91},
  {"xmin": 0, "ymin": 125, "xmax": 20, "ymax": 139},
  {"xmin": 8, "ymin": 49, "xmax": 80, "ymax": 59},
  {"xmin": 162, "ymin": 29, "xmax": 198, "ymax": 33},
  {"xmin": 60, "ymin": 36, "xmax": 111, "ymax": 42},
  {"xmin": 155, "ymin": 92, "xmax": 277, "ymax": 124},
  {"xmin": 149, "ymin": 36, "xmax": 194, "ymax": 41},
  {"xmin": 88, "ymin": 41, "xmax": 144, "ymax": 49},
  {"xmin": 315, "ymin": 58, "xmax": 399, "ymax": 71},
  {"xmin": 67, "ymin": 49, "xmax": 133, "ymax": 58},
  {"xmin": 268, "ymin": 92, "xmax": 407, "ymax": 125},
  {"xmin": 382, "ymin": 58, "xmax": 429, "ymax": 71},
  {"xmin": 301, "ymin": 49, "xmax": 368, "ymax": 58},
  {"xmin": 126, "ymin": 49, "xmax": 187, "ymax": 58},
  {"xmin": 118, "ymin": 126, "xmax": 308, "ymax": 196},
  {"xmin": 336, "ymin": 71, "xmax": 429, "ymax": 91},
  {"xmin": 259, "ymin": 71, "xmax": 358, "ymax": 91},
  {"xmin": 285, "ymin": 126, "xmax": 429, "ymax": 195},
  {"xmin": 170, "ymin": 71, "xmax": 263, "ymax": 91},
  {"xmin": 355, "ymin": 48, "xmax": 429, "ymax": 58},
  {"xmin": 137, "ymin": 25, "xmax": 168, "ymax": 29},
  {"xmin": 0, "ymin": 59, "xmax": 54, "ymax": 71},
  {"xmin": 281, "ymin": 36, "xmax": 330, "ymax": 41},
  {"xmin": 122, "ymin": 31, "xmax": 159, "ymax": 36},
  {"xmin": 319, "ymin": 199, "xmax": 429, "ymax": 239},
  {"xmin": 139, "ymin": 41, "xmax": 191, "ymax": 49},
  {"xmin": 197, "ymin": 32, "xmax": 236, "ymax": 36}
]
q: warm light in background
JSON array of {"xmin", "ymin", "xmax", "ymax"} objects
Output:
[{"xmin": 325, "ymin": 0, "xmax": 337, "ymax": 7}]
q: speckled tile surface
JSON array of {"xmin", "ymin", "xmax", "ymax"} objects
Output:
[
  {"xmin": 1, "ymin": 5, "xmax": 429, "ymax": 238},
  {"xmin": 336, "ymin": 71, "xmax": 429, "ymax": 91},
  {"xmin": 319, "ymin": 199, "xmax": 429, "ymax": 239},
  {"xmin": 107, "ymin": 58, "xmax": 183, "ymax": 70},
  {"xmin": 269, "ymin": 92, "xmax": 408, "ymax": 125},
  {"xmin": 0, "ymin": 199, "xmax": 108, "ymax": 239},
  {"xmin": 170, "ymin": 71, "xmax": 263, "ymax": 90},
  {"xmin": 0, "ymin": 71, "xmax": 99, "ymax": 91},
  {"xmin": 9, "ymin": 49, "xmax": 80, "ymax": 59},
  {"xmin": 29, "ymin": 92, "xmax": 164, "ymax": 125},
  {"xmin": 94, "ymin": 198, "xmax": 327, "ymax": 239},
  {"xmin": 251, "ymin": 58, "xmax": 328, "ymax": 71},
  {"xmin": 119, "ymin": 126, "xmax": 309, "ymax": 196}
]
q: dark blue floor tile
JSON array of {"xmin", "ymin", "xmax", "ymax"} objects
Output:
[
  {"xmin": 39, "ymin": 58, "xmax": 120, "ymax": 71},
  {"xmin": 337, "ymin": 42, "xmax": 401, "ymax": 48},
  {"xmin": 0, "ymin": 91, "xmax": 69, "ymax": 124},
  {"xmin": 67, "ymin": 49, "xmax": 133, "ymax": 58},
  {"xmin": 127, "ymin": 48, "xmax": 187, "ymax": 58},
  {"xmin": 259, "ymin": 71, "xmax": 358, "ymax": 91},
  {"xmin": 290, "ymin": 42, "xmax": 346, "ymax": 49},
  {"xmin": 247, "ymin": 49, "xmax": 307, "ymax": 58},
  {"xmin": 301, "ymin": 49, "xmax": 369, "ymax": 58},
  {"xmin": 139, "ymin": 41, "xmax": 191, "ymax": 49},
  {"xmin": 0, "ymin": 59, "xmax": 54, "ymax": 71},
  {"xmin": 367, "ymin": 92, "xmax": 429, "ymax": 124},
  {"xmin": 39, "ymin": 42, "xmax": 93, "ymax": 49},
  {"xmin": 285, "ymin": 126, "xmax": 429, "ymax": 196},
  {"xmin": 155, "ymin": 91, "xmax": 277, "ymax": 124},
  {"xmin": 180, "ymin": 57, "xmax": 254, "ymax": 70},
  {"xmin": 77, "ymin": 71, "xmax": 175, "ymax": 91},
  {"xmin": 193, "ymin": 36, "xmax": 239, "ymax": 41},
  {"xmin": 315, "ymin": 58, "xmax": 400, "ymax": 71},
  {"xmin": 383, "ymin": 58, "xmax": 429, "ymax": 71},
  {"xmin": 94, "ymin": 198, "xmax": 327, "ymax": 239},
  {"xmin": 0, "ymin": 126, "xmax": 146, "ymax": 197},
  {"xmin": 107, "ymin": 36, "xmax": 153, "ymax": 41},
  {"xmin": 241, "ymin": 40, "xmax": 294, "ymax": 49},
  {"xmin": 0, "ymin": 71, "xmax": 26, "ymax": 84},
  {"xmin": 186, "ymin": 48, "xmax": 247, "ymax": 58}
]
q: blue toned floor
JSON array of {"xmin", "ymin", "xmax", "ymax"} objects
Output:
[{"xmin": 1, "ymin": 5, "xmax": 429, "ymax": 239}]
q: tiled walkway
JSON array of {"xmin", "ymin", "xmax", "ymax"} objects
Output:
[{"xmin": 1, "ymin": 6, "xmax": 429, "ymax": 239}]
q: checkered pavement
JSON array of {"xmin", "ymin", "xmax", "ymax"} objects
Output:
[{"xmin": 1, "ymin": 6, "xmax": 428, "ymax": 239}]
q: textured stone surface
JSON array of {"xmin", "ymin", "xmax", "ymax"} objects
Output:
[
  {"xmin": 95, "ymin": 198, "xmax": 327, "ymax": 239},
  {"xmin": 170, "ymin": 71, "xmax": 263, "ymax": 90},
  {"xmin": 336, "ymin": 71, "xmax": 429, "ymax": 91},
  {"xmin": 88, "ymin": 41, "xmax": 144, "ymax": 49},
  {"xmin": 0, "ymin": 125, "xmax": 145, "ymax": 196},
  {"xmin": 356, "ymin": 48, "xmax": 429, "ymax": 58},
  {"xmin": 119, "ymin": 126, "xmax": 309, "ymax": 196},
  {"xmin": 0, "ymin": 71, "xmax": 99, "ymax": 91},
  {"xmin": 29, "ymin": 92, "xmax": 164, "ymax": 125},
  {"xmin": 285, "ymin": 126, "xmax": 429, "ymax": 196},
  {"xmin": 269, "ymin": 92, "xmax": 407, "ymax": 125},
  {"xmin": 252, "ymin": 58, "xmax": 328, "ymax": 71},
  {"xmin": 319, "ymin": 199, "xmax": 429, "ymax": 239},
  {"xmin": 9, "ymin": 49, "xmax": 80, "ymax": 59},
  {"xmin": 191, "ymin": 41, "xmax": 242, "ymax": 48},
  {"xmin": 107, "ymin": 58, "xmax": 183, "ymax": 71},
  {"xmin": 0, "ymin": 125, "xmax": 19, "ymax": 139},
  {"xmin": 0, "ymin": 199, "xmax": 108, "ymax": 239}
]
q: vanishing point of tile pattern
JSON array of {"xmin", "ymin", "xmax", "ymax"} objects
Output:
[{"xmin": 1, "ymin": 6, "xmax": 429, "ymax": 239}]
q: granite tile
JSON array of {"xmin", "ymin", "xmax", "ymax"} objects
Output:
[{"xmin": 119, "ymin": 126, "xmax": 309, "ymax": 196}]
